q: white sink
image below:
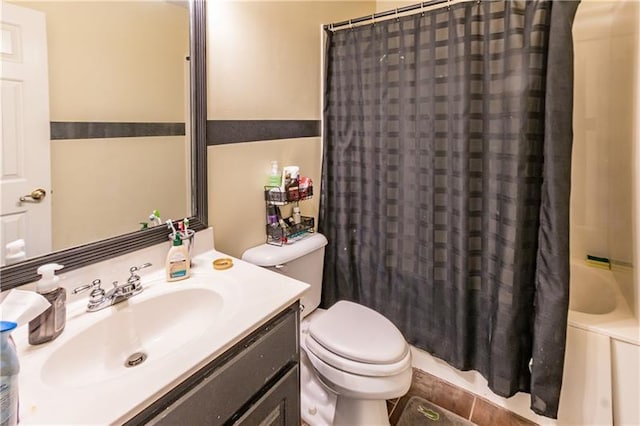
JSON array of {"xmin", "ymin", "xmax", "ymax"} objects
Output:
[
  {"xmin": 14, "ymin": 247, "xmax": 309, "ymax": 425},
  {"xmin": 41, "ymin": 287, "xmax": 224, "ymax": 388}
]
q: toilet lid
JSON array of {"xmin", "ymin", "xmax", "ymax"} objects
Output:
[
  {"xmin": 304, "ymin": 332, "xmax": 411, "ymax": 377},
  {"xmin": 308, "ymin": 300, "xmax": 408, "ymax": 364}
]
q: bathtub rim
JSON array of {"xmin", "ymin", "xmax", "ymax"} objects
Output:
[{"xmin": 568, "ymin": 260, "xmax": 639, "ymax": 345}]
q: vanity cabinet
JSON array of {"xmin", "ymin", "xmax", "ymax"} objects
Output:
[{"xmin": 126, "ymin": 303, "xmax": 300, "ymax": 425}]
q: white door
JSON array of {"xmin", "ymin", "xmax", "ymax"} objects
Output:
[{"xmin": 0, "ymin": 1, "xmax": 52, "ymax": 265}]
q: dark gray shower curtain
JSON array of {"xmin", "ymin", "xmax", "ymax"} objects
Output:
[{"xmin": 319, "ymin": 0, "xmax": 579, "ymax": 418}]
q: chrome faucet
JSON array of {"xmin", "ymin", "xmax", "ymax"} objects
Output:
[{"xmin": 73, "ymin": 263, "xmax": 152, "ymax": 312}]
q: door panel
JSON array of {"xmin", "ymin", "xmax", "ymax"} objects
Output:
[{"xmin": 1, "ymin": 2, "xmax": 51, "ymax": 264}]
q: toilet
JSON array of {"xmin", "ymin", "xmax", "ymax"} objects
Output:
[{"xmin": 242, "ymin": 233, "xmax": 412, "ymax": 426}]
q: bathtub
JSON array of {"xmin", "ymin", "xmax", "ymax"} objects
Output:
[
  {"xmin": 560, "ymin": 261, "xmax": 640, "ymax": 425},
  {"xmin": 409, "ymin": 260, "xmax": 640, "ymax": 425},
  {"xmin": 568, "ymin": 261, "xmax": 638, "ymax": 344}
]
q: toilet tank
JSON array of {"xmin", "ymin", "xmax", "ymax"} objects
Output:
[{"xmin": 242, "ymin": 233, "xmax": 328, "ymax": 318}]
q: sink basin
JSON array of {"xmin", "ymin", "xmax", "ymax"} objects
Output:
[
  {"xmin": 569, "ymin": 263, "xmax": 617, "ymax": 315},
  {"xmin": 41, "ymin": 287, "xmax": 223, "ymax": 388}
]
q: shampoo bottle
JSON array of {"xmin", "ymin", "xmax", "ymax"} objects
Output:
[
  {"xmin": 28, "ymin": 263, "xmax": 66, "ymax": 345},
  {"xmin": 166, "ymin": 234, "xmax": 191, "ymax": 281}
]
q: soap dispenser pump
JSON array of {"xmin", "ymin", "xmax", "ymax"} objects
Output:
[{"xmin": 28, "ymin": 263, "xmax": 66, "ymax": 345}]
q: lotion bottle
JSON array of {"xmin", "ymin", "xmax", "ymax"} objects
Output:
[
  {"xmin": 166, "ymin": 234, "xmax": 190, "ymax": 281},
  {"xmin": 28, "ymin": 263, "xmax": 66, "ymax": 345}
]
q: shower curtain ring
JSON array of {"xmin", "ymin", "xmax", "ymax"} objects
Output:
[
  {"xmin": 421, "ymin": 2, "xmax": 425, "ymax": 16},
  {"xmin": 349, "ymin": 19, "xmax": 353, "ymax": 29},
  {"xmin": 395, "ymin": 8, "xmax": 399, "ymax": 21},
  {"xmin": 447, "ymin": 0, "xmax": 451, "ymax": 10},
  {"xmin": 371, "ymin": 13, "xmax": 375, "ymax": 25}
]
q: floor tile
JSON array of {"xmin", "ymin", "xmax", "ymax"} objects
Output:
[
  {"xmin": 408, "ymin": 369, "xmax": 476, "ymax": 419},
  {"xmin": 470, "ymin": 397, "xmax": 538, "ymax": 426}
]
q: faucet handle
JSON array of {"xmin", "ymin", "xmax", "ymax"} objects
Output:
[
  {"xmin": 129, "ymin": 263, "xmax": 152, "ymax": 274},
  {"xmin": 73, "ymin": 279, "xmax": 106, "ymax": 308},
  {"xmin": 127, "ymin": 262, "xmax": 152, "ymax": 284},
  {"xmin": 72, "ymin": 279, "xmax": 102, "ymax": 295}
]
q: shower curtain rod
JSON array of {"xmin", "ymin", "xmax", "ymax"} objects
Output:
[{"xmin": 324, "ymin": 0, "xmax": 479, "ymax": 30}]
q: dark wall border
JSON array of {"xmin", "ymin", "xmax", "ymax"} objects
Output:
[
  {"xmin": 50, "ymin": 122, "xmax": 185, "ymax": 140},
  {"xmin": 0, "ymin": 0, "xmax": 208, "ymax": 290},
  {"xmin": 207, "ymin": 120, "xmax": 320, "ymax": 145}
]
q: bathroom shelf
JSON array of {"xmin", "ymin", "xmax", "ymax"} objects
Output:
[
  {"xmin": 264, "ymin": 185, "xmax": 313, "ymax": 205},
  {"xmin": 264, "ymin": 184, "xmax": 314, "ymax": 246},
  {"xmin": 266, "ymin": 216, "xmax": 315, "ymax": 246}
]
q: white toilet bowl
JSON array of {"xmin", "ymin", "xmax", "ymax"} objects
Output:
[
  {"xmin": 300, "ymin": 301, "xmax": 412, "ymax": 426},
  {"xmin": 241, "ymin": 235, "xmax": 412, "ymax": 425}
]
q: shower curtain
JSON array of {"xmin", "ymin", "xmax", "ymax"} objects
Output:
[{"xmin": 319, "ymin": 0, "xmax": 579, "ymax": 418}]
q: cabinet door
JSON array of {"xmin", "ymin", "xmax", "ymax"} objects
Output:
[
  {"xmin": 234, "ymin": 366, "xmax": 300, "ymax": 426},
  {"xmin": 142, "ymin": 307, "xmax": 299, "ymax": 426}
]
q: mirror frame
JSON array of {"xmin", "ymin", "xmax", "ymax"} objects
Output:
[{"xmin": 0, "ymin": 0, "xmax": 208, "ymax": 290}]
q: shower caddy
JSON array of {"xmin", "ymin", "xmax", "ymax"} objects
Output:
[{"xmin": 264, "ymin": 184, "xmax": 314, "ymax": 246}]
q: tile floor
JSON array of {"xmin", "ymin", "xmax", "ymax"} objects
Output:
[
  {"xmin": 301, "ymin": 368, "xmax": 537, "ymax": 425},
  {"xmin": 387, "ymin": 369, "xmax": 537, "ymax": 425}
]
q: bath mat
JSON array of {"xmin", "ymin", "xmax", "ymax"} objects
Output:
[{"xmin": 397, "ymin": 396, "xmax": 475, "ymax": 426}]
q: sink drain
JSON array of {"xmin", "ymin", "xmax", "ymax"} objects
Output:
[{"xmin": 125, "ymin": 352, "xmax": 147, "ymax": 367}]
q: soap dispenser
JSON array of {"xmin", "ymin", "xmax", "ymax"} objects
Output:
[
  {"xmin": 28, "ymin": 263, "xmax": 66, "ymax": 345},
  {"xmin": 166, "ymin": 234, "xmax": 191, "ymax": 282}
]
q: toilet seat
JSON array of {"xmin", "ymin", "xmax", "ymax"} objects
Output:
[
  {"xmin": 304, "ymin": 345, "xmax": 413, "ymax": 400},
  {"xmin": 304, "ymin": 333, "xmax": 411, "ymax": 377},
  {"xmin": 308, "ymin": 300, "xmax": 408, "ymax": 364}
]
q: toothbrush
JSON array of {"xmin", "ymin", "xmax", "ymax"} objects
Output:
[
  {"xmin": 166, "ymin": 220, "xmax": 177, "ymax": 239},
  {"xmin": 149, "ymin": 210, "xmax": 161, "ymax": 226},
  {"xmin": 183, "ymin": 218, "xmax": 190, "ymax": 237}
]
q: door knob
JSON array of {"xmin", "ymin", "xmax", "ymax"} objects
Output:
[{"xmin": 19, "ymin": 188, "xmax": 46, "ymax": 203}]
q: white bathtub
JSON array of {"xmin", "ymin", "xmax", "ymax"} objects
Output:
[
  {"xmin": 561, "ymin": 260, "xmax": 640, "ymax": 426},
  {"xmin": 568, "ymin": 261, "xmax": 638, "ymax": 344},
  {"xmin": 409, "ymin": 260, "xmax": 639, "ymax": 425}
]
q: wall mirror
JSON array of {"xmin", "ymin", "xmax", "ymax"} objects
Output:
[{"xmin": 0, "ymin": 0, "xmax": 208, "ymax": 289}]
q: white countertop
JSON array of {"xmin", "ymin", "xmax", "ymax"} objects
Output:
[{"xmin": 11, "ymin": 245, "xmax": 309, "ymax": 425}]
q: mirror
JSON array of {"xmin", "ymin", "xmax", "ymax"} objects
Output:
[{"xmin": 0, "ymin": 0, "xmax": 208, "ymax": 289}]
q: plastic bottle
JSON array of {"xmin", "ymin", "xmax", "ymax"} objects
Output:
[
  {"xmin": 266, "ymin": 204, "xmax": 278, "ymax": 225},
  {"xmin": 284, "ymin": 167, "xmax": 300, "ymax": 201},
  {"xmin": 166, "ymin": 234, "xmax": 191, "ymax": 281},
  {"xmin": 4, "ymin": 240, "xmax": 26, "ymax": 265},
  {"xmin": 267, "ymin": 161, "xmax": 280, "ymax": 188},
  {"xmin": 28, "ymin": 263, "xmax": 66, "ymax": 345},
  {"xmin": 0, "ymin": 321, "xmax": 19, "ymax": 426},
  {"xmin": 292, "ymin": 207, "xmax": 302, "ymax": 225}
]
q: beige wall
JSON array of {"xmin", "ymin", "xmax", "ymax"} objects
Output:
[
  {"xmin": 572, "ymin": 0, "xmax": 638, "ymax": 314},
  {"xmin": 207, "ymin": 1, "xmax": 376, "ymax": 257},
  {"xmin": 19, "ymin": 1, "xmax": 189, "ymax": 121},
  {"xmin": 52, "ymin": 137, "xmax": 187, "ymax": 249},
  {"xmin": 11, "ymin": 1, "xmax": 190, "ymax": 251}
]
